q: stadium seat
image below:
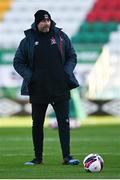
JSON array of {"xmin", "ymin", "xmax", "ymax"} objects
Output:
[
  {"xmin": 72, "ymin": 31, "xmax": 109, "ymax": 44},
  {"xmin": 109, "ymin": 31, "xmax": 120, "ymax": 43},
  {"xmin": 111, "ymin": 11, "xmax": 120, "ymax": 22},
  {"xmin": 80, "ymin": 22, "xmax": 118, "ymax": 33},
  {"xmin": 0, "ymin": 0, "xmax": 12, "ymax": 21}
]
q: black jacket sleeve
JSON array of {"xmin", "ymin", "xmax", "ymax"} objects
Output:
[
  {"xmin": 62, "ymin": 32, "xmax": 79, "ymax": 89},
  {"xmin": 13, "ymin": 38, "xmax": 32, "ymax": 84}
]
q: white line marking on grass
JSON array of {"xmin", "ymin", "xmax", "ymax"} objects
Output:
[
  {"xmin": 0, "ymin": 137, "xmax": 119, "ymax": 142},
  {"xmin": 0, "ymin": 153, "xmax": 32, "ymax": 157},
  {"xmin": 1, "ymin": 152, "xmax": 120, "ymax": 157}
]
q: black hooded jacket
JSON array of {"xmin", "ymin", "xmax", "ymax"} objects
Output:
[{"xmin": 13, "ymin": 22, "xmax": 79, "ymax": 97}]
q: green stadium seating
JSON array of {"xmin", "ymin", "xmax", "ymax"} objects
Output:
[
  {"xmin": 72, "ymin": 32, "xmax": 109, "ymax": 43},
  {"xmin": 73, "ymin": 45, "xmax": 102, "ymax": 64},
  {"xmin": 79, "ymin": 22, "xmax": 118, "ymax": 32}
]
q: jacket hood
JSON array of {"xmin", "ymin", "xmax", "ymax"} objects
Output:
[{"xmin": 24, "ymin": 20, "xmax": 62, "ymax": 37}]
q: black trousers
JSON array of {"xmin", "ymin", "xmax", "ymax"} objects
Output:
[{"xmin": 31, "ymin": 100, "xmax": 70, "ymax": 161}]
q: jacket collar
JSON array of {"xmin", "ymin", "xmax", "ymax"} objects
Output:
[{"xmin": 24, "ymin": 21, "xmax": 62, "ymax": 37}]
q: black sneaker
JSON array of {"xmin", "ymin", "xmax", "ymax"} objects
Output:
[
  {"xmin": 63, "ymin": 155, "xmax": 80, "ymax": 165},
  {"xmin": 24, "ymin": 158, "xmax": 43, "ymax": 165}
]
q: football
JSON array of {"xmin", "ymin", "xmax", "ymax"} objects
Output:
[{"xmin": 83, "ymin": 153, "xmax": 104, "ymax": 172}]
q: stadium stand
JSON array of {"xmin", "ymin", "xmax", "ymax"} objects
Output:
[
  {"xmin": 70, "ymin": 0, "xmax": 120, "ymax": 116},
  {"xmin": 0, "ymin": 0, "xmax": 120, "ymax": 116},
  {"xmin": 0, "ymin": 0, "xmax": 96, "ymax": 117},
  {"xmin": 72, "ymin": 0, "xmax": 120, "ymax": 100},
  {"xmin": 0, "ymin": 0, "xmax": 95, "ymax": 48}
]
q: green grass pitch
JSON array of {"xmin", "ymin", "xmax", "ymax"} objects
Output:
[{"xmin": 0, "ymin": 117, "xmax": 120, "ymax": 179}]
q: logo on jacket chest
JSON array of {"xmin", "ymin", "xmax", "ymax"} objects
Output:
[
  {"xmin": 34, "ymin": 37, "xmax": 57, "ymax": 46},
  {"xmin": 50, "ymin": 37, "xmax": 56, "ymax": 45}
]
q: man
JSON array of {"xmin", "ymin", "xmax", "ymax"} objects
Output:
[{"xmin": 13, "ymin": 10, "xmax": 80, "ymax": 165}]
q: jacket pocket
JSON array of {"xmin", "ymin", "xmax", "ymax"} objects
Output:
[{"xmin": 64, "ymin": 72, "xmax": 79, "ymax": 90}]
